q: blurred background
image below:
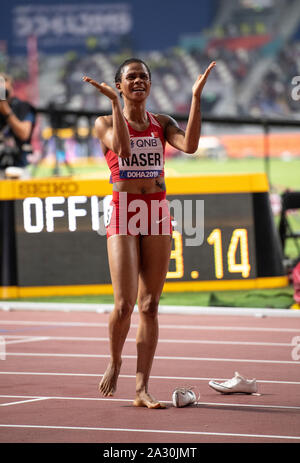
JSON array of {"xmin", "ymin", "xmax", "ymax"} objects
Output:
[{"xmin": 0, "ymin": 0, "xmax": 300, "ymax": 265}]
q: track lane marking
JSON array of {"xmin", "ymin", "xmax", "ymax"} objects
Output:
[
  {"xmin": 2, "ymin": 335, "xmax": 294, "ymax": 347},
  {"xmin": 4, "ymin": 352, "xmax": 300, "ymax": 365},
  {"xmin": 4, "ymin": 337, "xmax": 50, "ymax": 346},
  {"xmin": 0, "ymin": 397, "xmax": 49, "ymax": 407},
  {"xmin": 1, "ymin": 320, "xmax": 299, "ymax": 332},
  {"xmin": 1, "ymin": 371, "xmax": 300, "ymax": 385},
  {"xmin": 1, "ymin": 394, "xmax": 300, "ymax": 411},
  {"xmin": 0, "ymin": 423, "xmax": 299, "ymax": 441}
]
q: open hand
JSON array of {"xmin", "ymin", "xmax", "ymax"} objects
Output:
[
  {"xmin": 82, "ymin": 76, "xmax": 119, "ymax": 101},
  {"xmin": 192, "ymin": 62, "xmax": 216, "ymax": 99}
]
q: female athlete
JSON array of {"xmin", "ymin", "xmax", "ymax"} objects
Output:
[{"xmin": 83, "ymin": 58, "xmax": 215, "ymax": 408}]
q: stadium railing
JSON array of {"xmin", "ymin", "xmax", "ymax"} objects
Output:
[{"xmin": 35, "ymin": 107, "xmax": 300, "ymax": 186}]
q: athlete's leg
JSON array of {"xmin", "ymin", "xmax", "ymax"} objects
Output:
[
  {"xmin": 133, "ymin": 234, "xmax": 172, "ymax": 408},
  {"xmin": 99, "ymin": 235, "xmax": 140, "ymax": 396}
]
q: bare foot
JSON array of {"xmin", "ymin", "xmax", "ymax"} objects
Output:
[
  {"xmin": 133, "ymin": 391, "xmax": 166, "ymax": 409},
  {"xmin": 98, "ymin": 361, "xmax": 121, "ymax": 396}
]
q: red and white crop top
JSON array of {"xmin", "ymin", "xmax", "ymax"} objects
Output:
[{"xmin": 105, "ymin": 112, "xmax": 166, "ymax": 183}]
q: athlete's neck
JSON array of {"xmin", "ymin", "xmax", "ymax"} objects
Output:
[{"xmin": 123, "ymin": 102, "xmax": 148, "ymax": 125}]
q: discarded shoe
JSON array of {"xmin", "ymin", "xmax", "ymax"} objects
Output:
[
  {"xmin": 209, "ymin": 371, "xmax": 257, "ymax": 394},
  {"xmin": 172, "ymin": 387, "xmax": 198, "ymax": 408}
]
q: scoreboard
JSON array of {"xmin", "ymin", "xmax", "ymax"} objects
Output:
[{"xmin": 0, "ymin": 172, "xmax": 287, "ymax": 298}]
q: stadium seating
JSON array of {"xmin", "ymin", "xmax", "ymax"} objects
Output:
[{"xmin": 1, "ymin": 0, "xmax": 300, "ymax": 120}]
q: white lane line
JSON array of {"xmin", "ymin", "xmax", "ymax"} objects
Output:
[
  {"xmin": 1, "ymin": 371, "xmax": 300, "ymax": 385},
  {"xmin": 1, "ymin": 320, "xmax": 299, "ymax": 332},
  {"xmin": 2, "ymin": 335, "xmax": 293, "ymax": 347},
  {"xmin": 4, "ymin": 337, "xmax": 50, "ymax": 346},
  {"xmin": 5, "ymin": 352, "xmax": 300, "ymax": 365},
  {"xmin": 0, "ymin": 397, "xmax": 49, "ymax": 407},
  {"xmin": 0, "ymin": 423, "xmax": 299, "ymax": 441},
  {"xmin": 1, "ymin": 394, "xmax": 300, "ymax": 411},
  {"xmin": 1, "ymin": 302, "xmax": 300, "ymax": 318}
]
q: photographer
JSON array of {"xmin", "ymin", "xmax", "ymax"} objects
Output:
[{"xmin": 0, "ymin": 73, "xmax": 36, "ymax": 178}]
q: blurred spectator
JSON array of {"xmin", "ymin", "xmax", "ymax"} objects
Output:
[{"xmin": 0, "ymin": 73, "xmax": 36, "ymax": 178}]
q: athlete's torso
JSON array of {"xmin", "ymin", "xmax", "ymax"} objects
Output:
[{"xmin": 105, "ymin": 112, "xmax": 166, "ymax": 192}]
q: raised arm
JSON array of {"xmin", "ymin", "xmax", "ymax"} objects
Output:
[
  {"xmin": 0, "ymin": 100, "xmax": 33, "ymax": 142},
  {"xmin": 82, "ymin": 76, "xmax": 131, "ymax": 158},
  {"xmin": 160, "ymin": 61, "xmax": 216, "ymax": 154}
]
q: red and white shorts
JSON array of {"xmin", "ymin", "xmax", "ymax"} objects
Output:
[{"xmin": 105, "ymin": 191, "xmax": 173, "ymax": 238}]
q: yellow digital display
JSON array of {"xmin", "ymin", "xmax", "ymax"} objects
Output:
[{"xmin": 0, "ymin": 173, "xmax": 288, "ymax": 297}]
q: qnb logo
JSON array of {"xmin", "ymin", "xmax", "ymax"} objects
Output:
[
  {"xmin": 0, "ymin": 75, "xmax": 6, "ymax": 101},
  {"xmin": 0, "ymin": 336, "xmax": 6, "ymax": 360},
  {"xmin": 291, "ymin": 336, "xmax": 300, "ymax": 361},
  {"xmin": 291, "ymin": 76, "xmax": 300, "ymax": 101}
]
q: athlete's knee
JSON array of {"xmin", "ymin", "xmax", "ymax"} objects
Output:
[
  {"xmin": 139, "ymin": 294, "xmax": 159, "ymax": 317},
  {"xmin": 114, "ymin": 299, "xmax": 135, "ymax": 320}
]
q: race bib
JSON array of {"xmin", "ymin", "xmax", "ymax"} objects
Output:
[{"xmin": 119, "ymin": 135, "xmax": 164, "ymax": 179}]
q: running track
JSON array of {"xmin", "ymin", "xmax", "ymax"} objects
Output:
[{"xmin": 0, "ymin": 307, "xmax": 300, "ymax": 445}]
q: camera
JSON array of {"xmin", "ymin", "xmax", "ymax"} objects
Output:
[{"xmin": 0, "ymin": 134, "xmax": 33, "ymax": 170}]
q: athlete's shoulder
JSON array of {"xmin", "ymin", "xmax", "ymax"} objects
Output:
[
  {"xmin": 95, "ymin": 114, "xmax": 113, "ymax": 127},
  {"xmin": 94, "ymin": 114, "xmax": 113, "ymax": 136},
  {"xmin": 152, "ymin": 113, "xmax": 179, "ymax": 130}
]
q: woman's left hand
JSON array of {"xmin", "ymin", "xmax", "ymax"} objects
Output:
[{"xmin": 192, "ymin": 61, "xmax": 216, "ymax": 99}]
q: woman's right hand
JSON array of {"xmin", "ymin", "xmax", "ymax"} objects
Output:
[
  {"xmin": 84, "ymin": 76, "xmax": 131, "ymax": 159},
  {"xmin": 82, "ymin": 76, "xmax": 119, "ymax": 102}
]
